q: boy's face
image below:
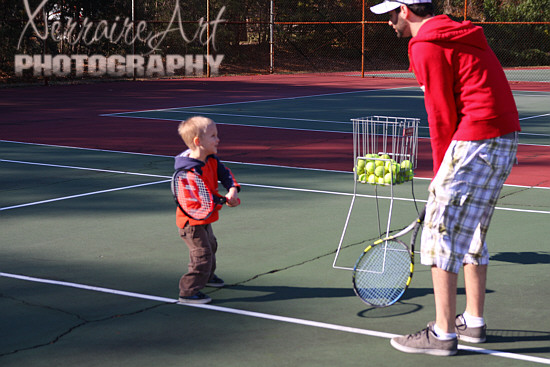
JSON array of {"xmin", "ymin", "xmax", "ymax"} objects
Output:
[{"xmin": 200, "ymin": 123, "xmax": 220, "ymax": 156}]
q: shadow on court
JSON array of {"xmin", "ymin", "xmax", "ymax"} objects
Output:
[{"xmin": 490, "ymin": 251, "xmax": 550, "ymax": 265}]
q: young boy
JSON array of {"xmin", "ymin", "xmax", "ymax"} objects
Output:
[{"xmin": 175, "ymin": 116, "xmax": 240, "ymax": 304}]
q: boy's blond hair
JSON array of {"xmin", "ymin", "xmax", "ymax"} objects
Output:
[{"xmin": 178, "ymin": 116, "xmax": 215, "ymax": 149}]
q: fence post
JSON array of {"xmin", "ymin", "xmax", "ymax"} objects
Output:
[
  {"xmin": 361, "ymin": 0, "xmax": 365, "ymax": 78},
  {"xmin": 206, "ymin": 0, "xmax": 211, "ymax": 77},
  {"xmin": 270, "ymin": 0, "xmax": 274, "ymax": 74}
]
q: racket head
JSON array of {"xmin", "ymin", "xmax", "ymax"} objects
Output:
[
  {"xmin": 171, "ymin": 169, "xmax": 225, "ymax": 221},
  {"xmin": 352, "ymin": 238, "xmax": 413, "ymax": 307}
]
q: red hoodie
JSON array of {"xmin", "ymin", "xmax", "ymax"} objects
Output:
[
  {"xmin": 174, "ymin": 150, "xmax": 240, "ymax": 228},
  {"xmin": 408, "ymin": 15, "xmax": 521, "ymax": 174}
]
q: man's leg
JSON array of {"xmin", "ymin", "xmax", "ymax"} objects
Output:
[
  {"xmin": 464, "ymin": 264, "xmax": 487, "ymax": 318},
  {"xmin": 432, "ymin": 266, "xmax": 458, "ymax": 334}
]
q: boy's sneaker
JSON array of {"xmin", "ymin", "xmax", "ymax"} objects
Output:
[
  {"xmin": 178, "ymin": 291, "xmax": 212, "ymax": 304},
  {"xmin": 390, "ymin": 326, "xmax": 458, "ymax": 356},
  {"xmin": 206, "ymin": 275, "xmax": 225, "ymax": 288},
  {"xmin": 427, "ymin": 314, "xmax": 487, "ymax": 343}
]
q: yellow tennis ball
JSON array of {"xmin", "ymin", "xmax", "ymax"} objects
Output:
[
  {"xmin": 367, "ymin": 174, "xmax": 376, "ymax": 185},
  {"xmin": 358, "ymin": 173, "xmax": 367, "ymax": 182},
  {"xmin": 377, "ymin": 176, "xmax": 385, "ymax": 185},
  {"xmin": 401, "ymin": 160, "xmax": 412, "ymax": 171},
  {"xmin": 392, "ymin": 162, "xmax": 400, "ymax": 174},
  {"xmin": 374, "ymin": 165, "xmax": 385, "ymax": 177},
  {"xmin": 384, "ymin": 172, "xmax": 395, "ymax": 184},
  {"xmin": 375, "ymin": 159, "xmax": 384, "ymax": 168},
  {"xmin": 356, "ymin": 161, "xmax": 365, "ymax": 175},
  {"xmin": 365, "ymin": 161, "xmax": 375, "ymax": 174}
]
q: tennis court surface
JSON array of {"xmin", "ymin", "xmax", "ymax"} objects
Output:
[{"xmin": 1, "ymin": 74, "xmax": 549, "ymax": 366}]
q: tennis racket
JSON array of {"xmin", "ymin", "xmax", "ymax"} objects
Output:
[
  {"xmin": 171, "ymin": 169, "xmax": 227, "ymax": 221},
  {"xmin": 352, "ymin": 207, "xmax": 426, "ymax": 307}
]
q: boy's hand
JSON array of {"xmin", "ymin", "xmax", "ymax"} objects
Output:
[{"xmin": 225, "ymin": 187, "xmax": 240, "ymax": 207}]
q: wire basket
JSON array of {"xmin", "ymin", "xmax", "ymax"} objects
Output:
[
  {"xmin": 333, "ymin": 116, "xmax": 420, "ymax": 271},
  {"xmin": 352, "ymin": 116, "xmax": 419, "ymax": 185}
]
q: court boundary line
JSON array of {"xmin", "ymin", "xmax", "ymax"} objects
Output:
[
  {"xmin": 100, "ymin": 109, "xmax": 550, "ymax": 140},
  {"xmin": 98, "ymin": 112, "xmax": 550, "ymax": 139},
  {"xmin": 2, "ymin": 158, "xmax": 549, "ymax": 214},
  {"xmin": 101, "ymin": 87, "xmax": 416, "ymax": 118},
  {"xmin": 1, "ymin": 272, "xmax": 549, "ymax": 365},
  {"xmin": 0, "ymin": 179, "xmax": 170, "ymax": 211},
  {"xmin": 3, "ymin": 139, "xmax": 549, "ymax": 189},
  {"xmin": 97, "ymin": 87, "xmax": 550, "ymax": 140}
]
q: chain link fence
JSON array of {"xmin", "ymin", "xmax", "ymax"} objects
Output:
[{"xmin": 2, "ymin": 0, "xmax": 549, "ymax": 84}]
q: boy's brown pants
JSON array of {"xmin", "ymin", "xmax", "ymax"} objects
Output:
[{"xmin": 178, "ymin": 223, "xmax": 218, "ymax": 297}]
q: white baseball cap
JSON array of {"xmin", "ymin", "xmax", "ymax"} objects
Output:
[{"xmin": 370, "ymin": 0, "xmax": 432, "ymax": 14}]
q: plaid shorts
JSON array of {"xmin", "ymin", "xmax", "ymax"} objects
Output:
[{"xmin": 421, "ymin": 133, "xmax": 518, "ymax": 273}]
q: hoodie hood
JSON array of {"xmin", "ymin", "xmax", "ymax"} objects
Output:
[
  {"xmin": 174, "ymin": 150, "xmax": 205, "ymax": 171},
  {"xmin": 411, "ymin": 15, "xmax": 489, "ymax": 51}
]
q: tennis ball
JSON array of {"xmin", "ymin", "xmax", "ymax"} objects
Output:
[
  {"xmin": 377, "ymin": 176, "xmax": 385, "ymax": 185},
  {"xmin": 367, "ymin": 174, "xmax": 376, "ymax": 185},
  {"xmin": 392, "ymin": 162, "xmax": 400, "ymax": 174},
  {"xmin": 374, "ymin": 159, "xmax": 384, "ymax": 168},
  {"xmin": 365, "ymin": 161, "xmax": 375, "ymax": 174},
  {"xmin": 380, "ymin": 154, "xmax": 391, "ymax": 160},
  {"xmin": 401, "ymin": 160, "xmax": 412, "ymax": 171},
  {"xmin": 358, "ymin": 173, "xmax": 367, "ymax": 182},
  {"xmin": 384, "ymin": 172, "xmax": 396, "ymax": 185},
  {"xmin": 374, "ymin": 165, "xmax": 385, "ymax": 177},
  {"xmin": 356, "ymin": 160, "xmax": 366, "ymax": 175}
]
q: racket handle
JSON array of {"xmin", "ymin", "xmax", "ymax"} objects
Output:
[
  {"xmin": 215, "ymin": 196, "xmax": 227, "ymax": 205},
  {"xmin": 216, "ymin": 196, "xmax": 240, "ymax": 205}
]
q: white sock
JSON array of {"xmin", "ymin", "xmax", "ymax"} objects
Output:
[
  {"xmin": 463, "ymin": 311, "xmax": 485, "ymax": 328},
  {"xmin": 433, "ymin": 324, "xmax": 457, "ymax": 340}
]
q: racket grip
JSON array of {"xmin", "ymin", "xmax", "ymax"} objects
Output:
[{"xmin": 215, "ymin": 196, "xmax": 227, "ymax": 205}]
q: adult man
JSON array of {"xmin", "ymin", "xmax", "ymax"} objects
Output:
[{"xmin": 370, "ymin": 0, "xmax": 521, "ymax": 356}]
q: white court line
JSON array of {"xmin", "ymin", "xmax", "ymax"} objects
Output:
[
  {"xmin": 97, "ymin": 87, "xmax": 550, "ymax": 139},
  {"xmin": 520, "ymin": 113, "xmax": 550, "ymax": 121},
  {"xmin": 2, "ymin": 158, "xmax": 549, "ymax": 213},
  {"xmin": 1, "ymin": 272, "xmax": 549, "ymax": 365},
  {"xmin": 3, "ymin": 141, "xmax": 548, "ymax": 190},
  {"xmin": 0, "ymin": 180, "xmax": 169, "ymax": 211},
  {"xmin": 101, "ymin": 87, "xmax": 415, "ymax": 117},
  {"xmin": 0, "ymin": 159, "xmax": 169, "ymax": 179}
]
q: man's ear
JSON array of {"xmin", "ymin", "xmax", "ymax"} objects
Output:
[{"xmin": 400, "ymin": 4, "xmax": 411, "ymax": 18}]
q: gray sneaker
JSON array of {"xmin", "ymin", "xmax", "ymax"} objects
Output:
[
  {"xmin": 391, "ymin": 326, "xmax": 458, "ymax": 356},
  {"xmin": 427, "ymin": 314, "xmax": 487, "ymax": 343},
  {"xmin": 455, "ymin": 314, "xmax": 487, "ymax": 343}
]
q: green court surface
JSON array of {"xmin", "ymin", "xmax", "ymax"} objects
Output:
[{"xmin": 1, "ymin": 140, "xmax": 549, "ymax": 367}]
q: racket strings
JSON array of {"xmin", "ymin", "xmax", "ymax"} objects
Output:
[
  {"xmin": 353, "ymin": 240, "xmax": 412, "ymax": 306},
  {"xmin": 175, "ymin": 173, "xmax": 214, "ymax": 218}
]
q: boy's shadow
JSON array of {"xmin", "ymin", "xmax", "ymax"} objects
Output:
[{"xmin": 215, "ymin": 284, "xmax": 354, "ymax": 303}]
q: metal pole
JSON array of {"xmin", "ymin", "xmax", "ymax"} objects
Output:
[
  {"xmin": 269, "ymin": 0, "xmax": 274, "ymax": 74},
  {"xmin": 132, "ymin": 0, "xmax": 136, "ymax": 80},
  {"xmin": 361, "ymin": 0, "xmax": 365, "ymax": 78},
  {"xmin": 206, "ymin": 0, "xmax": 211, "ymax": 77}
]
